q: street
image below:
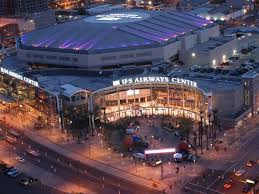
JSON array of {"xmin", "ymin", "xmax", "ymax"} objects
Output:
[
  {"xmin": 0, "ymin": 172, "xmax": 65, "ymax": 194},
  {"xmin": 184, "ymin": 125, "xmax": 259, "ymax": 194},
  {"xmin": 0, "ymin": 122, "xmax": 160, "ymax": 194}
]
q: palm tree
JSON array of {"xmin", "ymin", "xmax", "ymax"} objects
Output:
[
  {"xmin": 192, "ymin": 130, "xmax": 198, "ymax": 157},
  {"xmin": 199, "ymin": 110, "xmax": 204, "ymax": 154},
  {"xmin": 212, "ymin": 109, "xmax": 218, "ymax": 141},
  {"xmin": 178, "ymin": 117, "xmax": 194, "ymax": 143}
]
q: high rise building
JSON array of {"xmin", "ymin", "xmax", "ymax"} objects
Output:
[{"xmin": 16, "ymin": 0, "xmax": 49, "ymax": 15}]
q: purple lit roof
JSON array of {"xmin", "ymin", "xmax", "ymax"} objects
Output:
[{"xmin": 20, "ymin": 10, "xmax": 212, "ymax": 53}]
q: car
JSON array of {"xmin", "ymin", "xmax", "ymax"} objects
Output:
[
  {"xmin": 188, "ymin": 155, "xmax": 197, "ymax": 163},
  {"xmin": 235, "ymin": 169, "xmax": 246, "ymax": 176},
  {"xmin": 132, "ymin": 153, "xmax": 145, "ymax": 160},
  {"xmin": 150, "ymin": 159, "xmax": 162, "ymax": 167},
  {"xmin": 221, "ymin": 62, "xmax": 230, "ymax": 66},
  {"xmin": 214, "ymin": 139, "xmax": 223, "ymax": 144},
  {"xmin": 222, "ymin": 70, "xmax": 229, "ymax": 75},
  {"xmin": 215, "ymin": 69, "xmax": 222, "ymax": 74},
  {"xmin": 246, "ymin": 160, "xmax": 256, "ymax": 167},
  {"xmin": 28, "ymin": 176, "xmax": 38, "ymax": 183},
  {"xmin": 7, "ymin": 168, "xmax": 18, "ymax": 176},
  {"xmin": 4, "ymin": 167, "xmax": 15, "ymax": 174},
  {"xmin": 16, "ymin": 157, "xmax": 25, "ymax": 163},
  {"xmin": 136, "ymin": 141, "xmax": 149, "ymax": 148},
  {"xmin": 19, "ymin": 178, "xmax": 30, "ymax": 186},
  {"xmin": 224, "ymin": 179, "xmax": 233, "ymax": 190}
]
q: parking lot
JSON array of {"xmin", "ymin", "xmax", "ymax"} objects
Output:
[{"xmin": 190, "ymin": 45, "xmax": 259, "ymax": 77}]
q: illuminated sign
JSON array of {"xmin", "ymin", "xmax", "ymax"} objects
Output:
[
  {"xmin": 96, "ymin": 14, "xmax": 142, "ymax": 21},
  {"xmin": 145, "ymin": 148, "xmax": 176, "ymax": 155},
  {"xmin": 0, "ymin": 67, "xmax": 39, "ymax": 87},
  {"xmin": 84, "ymin": 12, "xmax": 150, "ymax": 23},
  {"xmin": 113, "ymin": 76, "xmax": 197, "ymax": 87}
]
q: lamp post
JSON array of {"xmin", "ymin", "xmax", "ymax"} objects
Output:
[{"xmin": 160, "ymin": 162, "xmax": 164, "ymax": 180}]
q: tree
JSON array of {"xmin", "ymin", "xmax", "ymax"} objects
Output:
[
  {"xmin": 177, "ymin": 117, "xmax": 194, "ymax": 143},
  {"xmin": 198, "ymin": 110, "xmax": 205, "ymax": 154},
  {"xmin": 212, "ymin": 109, "xmax": 218, "ymax": 141}
]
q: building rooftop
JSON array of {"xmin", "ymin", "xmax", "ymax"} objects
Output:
[
  {"xmin": 26, "ymin": 68, "xmax": 242, "ymax": 95},
  {"xmin": 20, "ymin": 10, "xmax": 212, "ymax": 54},
  {"xmin": 189, "ymin": 36, "xmax": 235, "ymax": 52}
]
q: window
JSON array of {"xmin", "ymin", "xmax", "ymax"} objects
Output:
[
  {"xmin": 120, "ymin": 54, "xmax": 134, "ymax": 59},
  {"xmin": 120, "ymin": 99, "xmax": 126, "ymax": 105},
  {"xmin": 128, "ymin": 99, "xmax": 134, "ymax": 104},
  {"xmin": 147, "ymin": 96, "xmax": 151, "ymax": 101},
  {"xmin": 140, "ymin": 97, "xmax": 145, "ymax": 103},
  {"xmin": 72, "ymin": 57, "xmax": 78, "ymax": 62},
  {"xmin": 33, "ymin": 54, "xmax": 43, "ymax": 59},
  {"xmin": 136, "ymin": 52, "xmax": 152, "ymax": 57},
  {"xmin": 101, "ymin": 56, "xmax": 116, "ymax": 61},
  {"xmin": 59, "ymin": 56, "xmax": 70, "ymax": 61},
  {"xmin": 46, "ymin": 55, "xmax": 57, "ymax": 60},
  {"xmin": 135, "ymin": 98, "xmax": 139, "ymax": 103}
]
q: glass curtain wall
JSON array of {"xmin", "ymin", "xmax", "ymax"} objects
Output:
[{"xmin": 94, "ymin": 83, "xmax": 206, "ymax": 122}]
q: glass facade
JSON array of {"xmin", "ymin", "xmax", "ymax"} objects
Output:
[
  {"xmin": 0, "ymin": 73, "xmax": 59, "ymax": 129},
  {"xmin": 93, "ymin": 83, "xmax": 207, "ymax": 122}
]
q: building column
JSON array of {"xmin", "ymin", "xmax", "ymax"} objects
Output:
[
  {"xmin": 150, "ymin": 83, "xmax": 153, "ymax": 115},
  {"xmin": 116, "ymin": 87, "xmax": 120, "ymax": 119},
  {"xmin": 167, "ymin": 84, "xmax": 170, "ymax": 115}
]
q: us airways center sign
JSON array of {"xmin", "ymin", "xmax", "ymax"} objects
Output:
[{"xmin": 113, "ymin": 76, "xmax": 197, "ymax": 87}]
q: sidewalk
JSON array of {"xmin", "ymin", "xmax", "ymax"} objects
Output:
[{"xmin": 0, "ymin": 115, "xmax": 167, "ymax": 192}]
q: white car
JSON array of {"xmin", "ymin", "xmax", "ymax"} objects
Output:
[
  {"xmin": 16, "ymin": 157, "xmax": 25, "ymax": 163},
  {"xmin": 132, "ymin": 153, "xmax": 145, "ymax": 160},
  {"xmin": 235, "ymin": 169, "xmax": 245, "ymax": 176}
]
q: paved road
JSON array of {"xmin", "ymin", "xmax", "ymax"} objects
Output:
[
  {"xmin": 0, "ymin": 123, "xmax": 160, "ymax": 194},
  {"xmin": 184, "ymin": 126, "xmax": 259, "ymax": 194},
  {"xmin": 0, "ymin": 173, "xmax": 65, "ymax": 194}
]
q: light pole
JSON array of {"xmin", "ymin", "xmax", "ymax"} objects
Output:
[{"xmin": 160, "ymin": 162, "xmax": 164, "ymax": 180}]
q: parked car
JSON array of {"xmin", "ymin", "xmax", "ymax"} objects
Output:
[
  {"xmin": 188, "ymin": 155, "xmax": 197, "ymax": 163},
  {"xmin": 4, "ymin": 167, "xmax": 15, "ymax": 175},
  {"xmin": 132, "ymin": 153, "xmax": 145, "ymax": 160},
  {"xmin": 19, "ymin": 178, "xmax": 30, "ymax": 186},
  {"xmin": 150, "ymin": 159, "xmax": 162, "ymax": 167},
  {"xmin": 7, "ymin": 168, "xmax": 18, "ymax": 176},
  {"xmin": 246, "ymin": 160, "xmax": 256, "ymax": 167},
  {"xmin": 235, "ymin": 169, "xmax": 246, "ymax": 176}
]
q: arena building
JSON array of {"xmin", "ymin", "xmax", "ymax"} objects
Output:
[
  {"xmin": 16, "ymin": 10, "xmax": 220, "ymax": 68},
  {"xmin": 0, "ymin": 63, "xmax": 257, "ymax": 131}
]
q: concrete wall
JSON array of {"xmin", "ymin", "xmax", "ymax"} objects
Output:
[
  {"xmin": 212, "ymin": 86, "xmax": 244, "ymax": 118},
  {"xmin": 180, "ymin": 37, "xmax": 237, "ymax": 67}
]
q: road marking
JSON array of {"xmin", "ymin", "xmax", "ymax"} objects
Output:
[
  {"xmin": 189, "ymin": 183, "xmax": 224, "ymax": 194},
  {"xmin": 184, "ymin": 186, "xmax": 207, "ymax": 194},
  {"xmin": 207, "ymin": 148, "xmax": 250, "ymax": 189}
]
